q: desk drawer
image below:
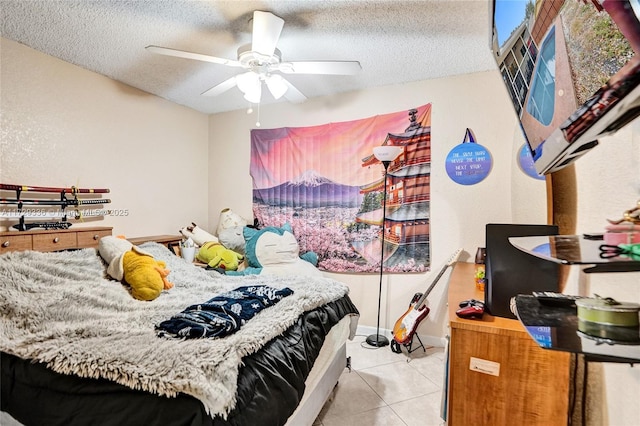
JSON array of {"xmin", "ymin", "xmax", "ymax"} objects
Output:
[
  {"xmin": 77, "ymin": 229, "xmax": 112, "ymax": 248},
  {"xmin": 32, "ymin": 232, "xmax": 77, "ymax": 252},
  {"xmin": 0, "ymin": 235, "xmax": 32, "ymax": 253}
]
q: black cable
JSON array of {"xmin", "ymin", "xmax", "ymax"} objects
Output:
[
  {"xmin": 360, "ymin": 339, "xmax": 384, "ymax": 349},
  {"xmin": 568, "ymin": 353, "xmax": 578, "ymax": 426},
  {"xmin": 581, "ymin": 359, "xmax": 588, "ymax": 426},
  {"xmin": 351, "ymin": 333, "xmax": 386, "ymax": 349}
]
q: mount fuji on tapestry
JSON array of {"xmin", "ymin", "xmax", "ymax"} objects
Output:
[{"xmin": 251, "ymin": 104, "xmax": 431, "ymax": 273}]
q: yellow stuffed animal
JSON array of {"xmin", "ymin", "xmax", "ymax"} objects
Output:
[
  {"xmin": 122, "ymin": 250, "xmax": 174, "ymax": 301},
  {"xmin": 98, "ymin": 236, "xmax": 174, "ymax": 301},
  {"xmin": 197, "ymin": 241, "xmax": 244, "ymax": 271}
]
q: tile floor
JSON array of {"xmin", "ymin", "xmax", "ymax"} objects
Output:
[{"xmin": 314, "ymin": 334, "xmax": 447, "ymax": 426}]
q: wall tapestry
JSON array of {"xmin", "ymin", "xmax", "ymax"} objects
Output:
[{"xmin": 250, "ymin": 104, "xmax": 432, "ymax": 274}]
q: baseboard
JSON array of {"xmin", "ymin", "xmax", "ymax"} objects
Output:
[{"xmin": 355, "ymin": 325, "xmax": 444, "ymax": 348}]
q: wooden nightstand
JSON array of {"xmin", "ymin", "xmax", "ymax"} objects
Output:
[
  {"xmin": 0, "ymin": 227, "xmax": 113, "ymax": 254},
  {"xmin": 128, "ymin": 235, "xmax": 182, "ymax": 254}
]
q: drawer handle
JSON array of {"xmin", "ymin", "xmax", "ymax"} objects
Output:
[
  {"xmin": 93, "ymin": 234, "xmax": 100, "ymax": 240},
  {"xmin": 53, "ymin": 237, "xmax": 60, "ymax": 243},
  {"xmin": 2, "ymin": 241, "xmax": 9, "ymax": 248}
]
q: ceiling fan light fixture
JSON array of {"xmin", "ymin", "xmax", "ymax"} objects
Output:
[
  {"xmin": 236, "ymin": 71, "xmax": 259, "ymax": 94},
  {"xmin": 236, "ymin": 71, "xmax": 262, "ymax": 103},
  {"xmin": 266, "ymin": 74, "xmax": 288, "ymax": 99},
  {"xmin": 243, "ymin": 84, "xmax": 262, "ymax": 104}
]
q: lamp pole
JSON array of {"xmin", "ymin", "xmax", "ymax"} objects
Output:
[{"xmin": 366, "ymin": 159, "xmax": 391, "ymax": 347}]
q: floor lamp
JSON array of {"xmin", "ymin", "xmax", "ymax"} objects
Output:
[{"xmin": 366, "ymin": 145, "xmax": 403, "ymax": 348}]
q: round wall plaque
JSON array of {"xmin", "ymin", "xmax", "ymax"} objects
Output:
[
  {"xmin": 517, "ymin": 143, "xmax": 545, "ymax": 180},
  {"xmin": 445, "ymin": 128, "xmax": 492, "ymax": 185}
]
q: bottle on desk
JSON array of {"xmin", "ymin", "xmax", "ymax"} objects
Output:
[{"xmin": 474, "ymin": 247, "xmax": 486, "ymax": 291}]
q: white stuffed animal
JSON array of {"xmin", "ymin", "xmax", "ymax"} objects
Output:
[
  {"xmin": 179, "ymin": 222, "xmax": 218, "ymax": 246},
  {"xmin": 216, "ymin": 208, "xmax": 249, "ymax": 236}
]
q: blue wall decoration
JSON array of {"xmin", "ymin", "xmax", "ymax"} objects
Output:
[
  {"xmin": 445, "ymin": 128, "xmax": 492, "ymax": 185},
  {"xmin": 517, "ymin": 144, "xmax": 545, "ymax": 180}
]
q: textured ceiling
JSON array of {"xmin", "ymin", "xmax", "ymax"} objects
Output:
[{"xmin": 1, "ymin": 0, "xmax": 498, "ymax": 115}]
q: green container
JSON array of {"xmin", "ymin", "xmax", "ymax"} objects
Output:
[
  {"xmin": 577, "ymin": 319, "xmax": 640, "ymax": 342},
  {"xmin": 576, "ymin": 297, "xmax": 640, "ymax": 327}
]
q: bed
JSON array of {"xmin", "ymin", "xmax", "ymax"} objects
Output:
[{"xmin": 0, "ymin": 242, "xmax": 359, "ymax": 426}]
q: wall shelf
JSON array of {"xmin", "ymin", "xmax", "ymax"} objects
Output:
[
  {"xmin": 510, "ymin": 235, "xmax": 640, "ymax": 363},
  {"xmin": 509, "ymin": 235, "xmax": 640, "ymax": 273},
  {"xmin": 515, "ymin": 295, "xmax": 640, "ymax": 364}
]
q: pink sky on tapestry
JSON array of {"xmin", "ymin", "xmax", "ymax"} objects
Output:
[{"xmin": 250, "ymin": 104, "xmax": 432, "ymax": 273}]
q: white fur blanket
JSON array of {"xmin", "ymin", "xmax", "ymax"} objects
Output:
[{"xmin": 0, "ymin": 243, "xmax": 350, "ymax": 418}]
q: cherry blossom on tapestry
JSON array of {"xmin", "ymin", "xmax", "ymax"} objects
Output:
[{"xmin": 250, "ymin": 105, "xmax": 432, "ymax": 273}]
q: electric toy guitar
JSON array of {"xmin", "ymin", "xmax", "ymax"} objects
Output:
[{"xmin": 392, "ymin": 248, "xmax": 462, "ymax": 346}]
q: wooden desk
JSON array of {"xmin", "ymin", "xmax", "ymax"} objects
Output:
[{"xmin": 447, "ymin": 262, "xmax": 570, "ymax": 425}]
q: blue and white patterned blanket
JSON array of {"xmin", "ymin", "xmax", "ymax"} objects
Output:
[{"xmin": 156, "ymin": 285, "xmax": 293, "ymax": 339}]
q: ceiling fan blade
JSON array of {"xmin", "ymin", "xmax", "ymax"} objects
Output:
[
  {"xmin": 146, "ymin": 45, "xmax": 242, "ymax": 67},
  {"xmin": 280, "ymin": 78, "xmax": 307, "ymax": 103},
  {"xmin": 201, "ymin": 76, "xmax": 238, "ymax": 97},
  {"xmin": 279, "ymin": 61, "xmax": 362, "ymax": 75},
  {"xmin": 251, "ymin": 11, "xmax": 284, "ymax": 57}
]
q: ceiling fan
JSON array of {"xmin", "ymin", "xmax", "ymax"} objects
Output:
[{"xmin": 146, "ymin": 11, "xmax": 362, "ymax": 105}]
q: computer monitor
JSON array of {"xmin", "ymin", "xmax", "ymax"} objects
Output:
[{"xmin": 485, "ymin": 223, "xmax": 559, "ymax": 318}]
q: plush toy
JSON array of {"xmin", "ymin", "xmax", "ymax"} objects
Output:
[
  {"xmin": 179, "ymin": 222, "xmax": 218, "ymax": 246},
  {"xmin": 98, "ymin": 236, "xmax": 174, "ymax": 301},
  {"xmin": 218, "ymin": 226, "xmax": 246, "ymax": 255},
  {"xmin": 196, "ymin": 241, "xmax": 244, "ymax": 271},
  {"xmin": 216, "ymin": 209, "xmax": 253, "ymax": 255},
  {"xmin": 226, "ymin": 223, "xmax": 322, "ymax": 277},
  {"xmin": 216, "ymin": 208, "xmax": 249, "ymax": 236}
]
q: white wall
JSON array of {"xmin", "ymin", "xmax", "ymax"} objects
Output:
[
  {"xmin": 208, "ymin": 69, "xmax": 547, "ymax": 343},
  {"xmin": 571, "ymin": 121, "xmax": 640, "ymax": 424},
  {"xmin": 0, "ymin": 38, "xmax": 210, "ymax": 237}
]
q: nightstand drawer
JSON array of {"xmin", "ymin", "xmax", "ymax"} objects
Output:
[
  {"xmin": 0, "ymin": 227, "xmax": 112, "ymax": 253},
  {"xmin": 0, "ymin": 234, "xmax": 32, "ymax": 253},
  {"xmin": 32, "ymin": 232, "xmax": 77, "ymax": 252},
  {"xmin": 77, "ymin": 229, "xmax": 112, "ymax": 248}
]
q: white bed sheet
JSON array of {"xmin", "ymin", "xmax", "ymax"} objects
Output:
[{"xmin": 285, "ymin": 314, "xmax": 358, "ymax": 426}]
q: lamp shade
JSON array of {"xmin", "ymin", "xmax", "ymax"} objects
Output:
[
  {"xmin": 236, "ymin": 71, "xmax": 262, "ymax": 103},
  {"xmin": 243, "ymin": 85, "xmax": 262, "ymax": 104},
  {"xmin": 266, "ymin": 74, "xmax": 288, "ymax": 100},
  {"xmin": 373, "ymin": 146, "xmax": 403, "ymax": 162},
  {"xmin": 236, "ymin": 71, "xmax": 258, "ymax": 93}
]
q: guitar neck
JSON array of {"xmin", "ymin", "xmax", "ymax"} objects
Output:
[
  {"xmin": 413, "ymin": 249, "xmax": 462, "ymax": 308},
  {"xmin": 414, "ymin": 265, "xmax": 450, "ymax": 307}
]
